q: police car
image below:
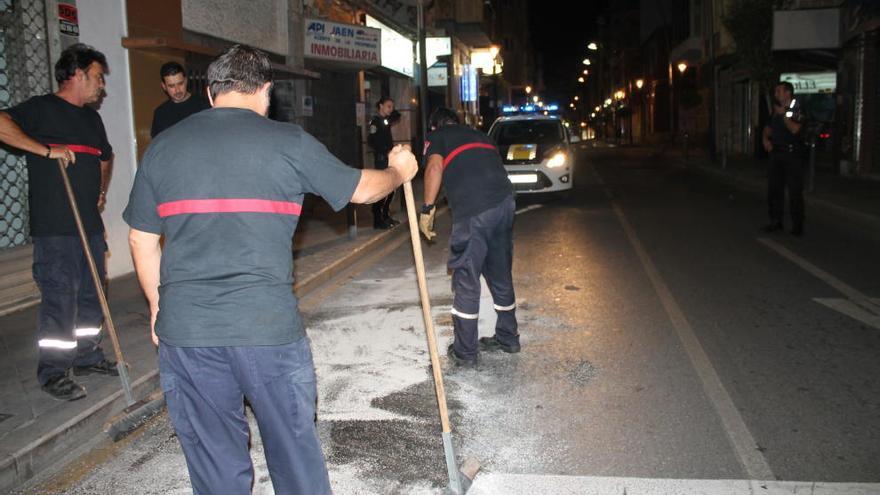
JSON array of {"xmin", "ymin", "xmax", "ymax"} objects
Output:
[{"xmin": 488, "ymin": 105, "xmax": 578, "ymax": 194}]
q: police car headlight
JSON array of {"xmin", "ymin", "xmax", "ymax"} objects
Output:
[{"xmin": 546, "ymin": 152, "xmax": 567, "ymax": 169}]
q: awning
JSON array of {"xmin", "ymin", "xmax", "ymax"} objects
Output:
[{"xmin": 121, "ymin": 37, "xmax": 320, "ymax": 80}]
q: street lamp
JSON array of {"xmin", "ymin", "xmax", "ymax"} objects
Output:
[
  {"xmin": 583, "ymin": 69, "xmax": 589, "ymax": 75},
  {"xmin": 574, "ymin": 96, "xmax": 579, "ymax": 101},
  {"xmin": 587, "ymin": 42, "xmax": 598, "ymax": 51},
  {"xmin": 635, "ymin": 79, "xmax": 644, "ymax": 89},
  {"xmin": 525, "ymin": 85, "xmax": 532, "ymax": 94},
  {"xmin": 582, "ymin": 58, "xmax": 591, "ymax": 66},
  {"xmin": 677, "ymin": 62, "xmax": 687, "ymax": 74},
  {"xmin": 577, "ymin": 76, "xmax": 585, "ymax": 83},
  {"xmin": 594, "ymin": 105, "xmax": 601, "ymax": 112},
  {"xmin": 532, "ymin": 95, "xmax": 539, "ymax": 103}
]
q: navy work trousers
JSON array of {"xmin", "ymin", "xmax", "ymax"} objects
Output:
[
  {"xmin": 448, "ymin": 196, "xmax": 519, "ymax": 359},
  {"xmin": 768, "ymin": 151, "xmax": 806, "ymax": 228},
  {"xmin": 32, "ymin": 234, "xmax": 107, "ymax": 385},
  {"xmin": 159, "ymin": 337, "xmax": 331, "ymax": 495}
]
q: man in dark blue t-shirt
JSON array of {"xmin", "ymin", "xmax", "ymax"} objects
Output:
[
  {"xmin": 0, "ymin": 43, "xmax": 118, "ymax": 402},
  {"xmin": 419, "ymin": 107, "xmax": 519, "ymax": 368},
  {"xmin": 150, "ymin": 61, "xmax": 210, "ymax": 138},
  {"xmin": 762, "ymin": 81, "xmax": 806, "ymax": 236},
  {"xmin": 124, "ymin": 45, "xmax": 416, "ymax": 495}
]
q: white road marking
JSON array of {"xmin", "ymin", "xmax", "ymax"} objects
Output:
[
  {"xmin": 515, "ymin": 204, "xmax": 543, "ymax": 215},
  {"xmin": 592, "ymin": 167, "xmax": 772, "ymax": 478},
  {"xmin": 758, "ymin": 237, "xmax": 880, "ymax": 316},
  {"xmin": 813, "ymin": 298, "xmax": 880, "ymax": 330},
  {"xmin": 468, "ymin": 473, "xmax": 880, "ymax": 495}
]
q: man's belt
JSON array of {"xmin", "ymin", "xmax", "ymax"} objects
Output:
[{"xmin": 47, "ymin": 143, "xmax": 103, "ymax": 157}]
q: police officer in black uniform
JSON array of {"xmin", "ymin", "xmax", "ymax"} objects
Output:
[
  {"xmin": 367, "ymin": 97, "xmax": 398, "ymax": 228},
  {"xmin": 762, "ymin": 81, "xmax": 806, "ymax": 237},
  {"xmin": 419, "ymin": 108, "xmax": 519, "ymax": 368}
]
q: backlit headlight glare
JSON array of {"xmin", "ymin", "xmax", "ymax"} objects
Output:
[{"xmin": 546, "ymin": 152, "xmax": 566, "ymax": 168}]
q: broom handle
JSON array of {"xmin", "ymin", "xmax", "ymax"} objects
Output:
[
  {"xmin": 56, "ymin": 159, "xmax": 126, "ymax": 367},
  {"xmin": 403, "ymin": 181, "xmax": 453, "ymax": 434}
]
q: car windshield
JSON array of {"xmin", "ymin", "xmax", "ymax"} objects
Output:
[{"xmin": 491, "ymin": 120, "xmax": 564, "ymax": 146}]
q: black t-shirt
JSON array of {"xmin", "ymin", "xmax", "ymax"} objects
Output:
[
  {"xmin": 5, "ymin": 94, "xmax": 112, "ymax": 237},
  {"xmin": 769, "ymin": 113, "xmax": 802, "ymax": 150},
  {"xmin": 124, "ymin": 107, "xmax": 362, "ymax": 347},
  {"xmin": 150, "ymin": 95, "xmax": 210, "ymax": 138},
  {"xmin": 367, "ymin": 115, "xmax": 393, "ymax": 159},
  {"xmin": 425, "ymin": 125, "xmax": 513, "ymax": 221}
]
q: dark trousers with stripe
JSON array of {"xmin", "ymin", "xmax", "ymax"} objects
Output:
[
  {"xmin": 159, "ymin": 337, "xmax": 331, "ymax": 495},
  {"xmin": 448, "ymin": 196, "xmax": 519, "ymax": 359},
  {"xmin": 32, "ymin": 235, "xmax": 107, "ymax": 385}
]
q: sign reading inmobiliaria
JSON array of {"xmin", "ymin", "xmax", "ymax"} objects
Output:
[{"xmin": 305, "ymin": 18, "xmax": 381, "ymax": 66}]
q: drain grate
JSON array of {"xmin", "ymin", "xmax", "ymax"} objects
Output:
[{"xmin": 0, "ymin": 413, "xmax": 12, "ymax": 424}]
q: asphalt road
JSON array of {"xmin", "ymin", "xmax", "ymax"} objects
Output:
[{"xmin": 25, "ymin": 146, "xmax": 880, "ymax": 494}]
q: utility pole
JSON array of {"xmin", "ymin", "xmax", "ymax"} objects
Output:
[{"xmin": 417, "ymin": 0, "xmax": 429, "ymax": 149}]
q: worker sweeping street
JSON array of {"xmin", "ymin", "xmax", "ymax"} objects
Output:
[
  {"xmin": 419, "ymin": 107, "xmax": 520, "ymax": 368},
  {"xmin": 124, "ymin": 44, "xmax": 416, "ymax": 494}
]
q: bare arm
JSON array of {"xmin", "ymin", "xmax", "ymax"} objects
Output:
[
  {"xmin": 350, "ymin": 144, "xmax": 417, "ymax": 204},
  {"xmin": 423, "ymin": 154, "xmax": 444, "ymax": 205},
  {"xmin": 0, "ymin": 111, "xmax": 76, "ymax": 164},
  {"xmin": 129, "ymin": 228, "xmax": 162, "ymax": 346},
  {"xmin": 98, "ymin": 158, "xmax": 112, "ymax": 211},
  {"xmin": 762, "ymin": 125, "xmax": 772, "ymax": 153}
]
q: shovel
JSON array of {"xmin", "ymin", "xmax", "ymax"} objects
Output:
[{"xmin": 402, "ymin": 181, "xmax": 480, "ymax": 494}]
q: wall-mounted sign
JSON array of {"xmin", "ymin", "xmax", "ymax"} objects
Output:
[
  {"xmin": 58, "ymin": 3, "xmax": 79, "ymax": 37},
  {"xmin": 418, "ymin": 37, "xmax": 451, "ymax": 67},
  {"xmin": 460, "ymin": 64, "xmax": 477, "ymax": 102},
  {"xmin": 304, "ymin": 18, "xmax": 380, "ymax": 66},
  {"xmin": 301, "ymin": 95, "xmax": 314, "ymax": 117},
  {"xmin": 365, "ymin": 15, "xmax": 414, "ymax": 77},
  {"xmin": 428, "ymin": 62, "xmax": 447, "ymax": 87},
  {"xmin": 780, "ymin": 71, "xmax": 837, "ymax": 94}
]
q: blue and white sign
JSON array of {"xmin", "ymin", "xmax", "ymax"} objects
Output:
[{"xmin": 305, "ymin": 18, "xmax": 380, "ymax": 66}]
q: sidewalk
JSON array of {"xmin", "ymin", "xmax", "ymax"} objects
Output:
[
  {"xmin": 595, "ymin": 141, "xmax": 880, "ymax": 233},
  {"xmin": 0, "ymin": 193, "xmax": 412, "ymax": 493}
]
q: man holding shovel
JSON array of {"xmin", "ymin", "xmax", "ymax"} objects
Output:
[
  {"xmin": 0, "ymin": 43, "xmax": 118, "ymax": 401},
  {"xmin": 124, "ymin": 45, "xmax": 416, "ymax": 494},
  {"xmin": 419, "ymin": 107, "xmax": 520, "ymax": 368}
]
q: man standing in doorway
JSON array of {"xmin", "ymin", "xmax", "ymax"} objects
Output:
[
  {"xmin": 0, "ymin": 43, "xmax": 118, "ymax": 401},
  {"xmin": 419, "ymin": 108, "xmax": 520, "ymax": 368},
  {"xmin": 762, "ymin": 81, "xmax": 806, "ymax": 237},
  {"xmin": 125, "ymin": 45, "xmax": 416, "ymax": 494},
  {"xmin": 367, "ymin": 96, "xmax": 399, "ymax": 229},
  {"xmin": 150, "ymin": 61, "xmax": 210, "ymax": 138}
]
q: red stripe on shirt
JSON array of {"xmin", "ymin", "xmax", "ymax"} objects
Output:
[
  {"xmin": 47, "ymin": 144, "xmax": 103, "ymax": 156},
  {"xmin": 442, "ymin": 142, "xmax": 497, "ymax": 169},
  {"xmin": 157, "ymin": 199, "xmax": 303, "ymax": 218}
]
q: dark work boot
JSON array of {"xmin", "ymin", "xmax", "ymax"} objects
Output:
[
  {"xmin": 479, "ymin": 335, "xmax": 521, "ymax": 354},
  {"xmin": 73, "ymin": 358, "xmax": 119, "ymax": 376},
  {"xmin": 42, "ymin": 373, "xmax": 87, "ymax": 401},
  {"xmin": 447, "ymin": 344, "xmax": 478, "ymax": 369}
]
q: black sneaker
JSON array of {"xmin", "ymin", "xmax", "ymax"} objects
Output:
[
  {"xmin": 479, "ymin": 335, "xmax": 521, "ymax": 354},
  {"xmin": 760, "ymin": 222, "xmax": 783, "ymax": 233},
  {"xmin": 42, "ymin": 374, "xmax": 87, "ymax": 401},
  {"xmin": 73, "ymin": 359, "xmax": 119, "ymax": 376},
  {"xmin": 447, "ymin": 344, "xmax": 478, "ymax": 369}
]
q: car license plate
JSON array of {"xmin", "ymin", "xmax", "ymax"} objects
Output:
[{"xmin": 508, "ymin": 174, "xmax": 538, "ymax": 184}]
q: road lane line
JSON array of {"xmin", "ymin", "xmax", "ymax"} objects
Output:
[
  {"xmin": 758, "ymin": 237, "xmax": 880, "ymax": 316},
  {"xmin": 515, "ymin": 204, "xmax": 543, "ymax": 215},
  {"xmin": 813, "ymin": 298, "xmax": 880, "ymax": 330},
  {"xmin": 592, "ymin": 165, "xmax": 772, "ymax": 477}
]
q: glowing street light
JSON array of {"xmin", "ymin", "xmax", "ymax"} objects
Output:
[
  {"xmin": 580, "ymin": 122, "xmax": 587, "ymax": 128},
  {"xmin": 578, "ymin": 76, "xmax": 585, "ymax": 83},
  {"xmin": 532, "ymin": 95, "xmax": 539, "ymax": 103},
  {"xmin": 677, "ymin": 62, "xmax": 688, "ymax": 74},
  {"xmin": 614, "ymin": 90, "xmax": 626, "ymax": 100},
  {"xmin": 569, "ymin": 103, "xmax": 575, "ymax": 108},
  {"xmin": 525, "ymin": 85, "xmax": 532, "ymax": 94},
  {"xmin": 587, "ymin": 42, "xmax": 598, "ymax": 51},
  {"xmin": 583, "ymin": 69, "xmax": 589, "ymax": 75},
  {"xmin": 574, "ymin": 96, "xmax": 579, "ymax": 101},
  {"xmin": 489, "ymin": 45, "xmax": 500, "ymax": 58},
  {"xmin": 582, "ymin": 58, "xmax": 591, "ymax": 66},
  {"xmin": 635, "ymin": 78, "xmax": 645, "ymax": 89},
  {"xmin": 604, "ymin": 98, "xmax": 612, "ymax": 106},
  {"xmin": 590, "ymin": 112, "xmax": 596, "ymax": 118},
  {"xmin": 594, "ymin": 105, "xmax": 601, "ymax": 112}
]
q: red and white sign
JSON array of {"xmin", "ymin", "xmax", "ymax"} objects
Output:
[
  {"xmin": 305, "ymin": 18, "xmax": 380, "ymax": 67},
  {"xmin": 58, "ymin": 3, "xmax": 79, "ymax": 37}
]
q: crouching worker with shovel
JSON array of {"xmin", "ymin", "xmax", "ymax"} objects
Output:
[
  {"xmin": 419, "ymin": 107, "xmax": 521, "ymax": 368},
  {"xmin": 124, "ymin": 45, "xmax": 416, "ymax": 495}
]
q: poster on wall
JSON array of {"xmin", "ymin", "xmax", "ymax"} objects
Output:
[
  {"xmin": 58, "ymin": 3, "xmax": 79, "ymax": 37},
  {"xmin": 305, "ymin": 18, "xmax": 380, "ymax": 67}
]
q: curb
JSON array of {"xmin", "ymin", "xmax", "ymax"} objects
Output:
[
  {"xmin": 3, "ymin": 215, "xmax": 420, "ymax": 494},
  {"xmin": 674, "ymin": 159, "xmax": 880, "ymax": 234}
]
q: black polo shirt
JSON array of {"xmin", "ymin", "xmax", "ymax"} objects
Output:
[
  {"xmin": 5, "ymin": 94, "xmax": 112, "ymax": 237},
  {"xmin": 425, "ymin": 125, "xmax": 513, "ymax": 222},
  {"xmin": 150, "ymin": 95, "xmax": 210, "ymax": 138},
  {"xmin": 124, "ymin": 107, "xmax": 361, "ymax": 347}
]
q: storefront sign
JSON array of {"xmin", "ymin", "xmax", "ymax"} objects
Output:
[
  {"xmin": 58, "ymin": 3, "xmax": 79, "ymax": 37},
  {"xmin": 420, "ymin": 37, "xmax": 451, "ymax": 66},
  {"xmin": 365, "ymin": 15, "xmax": 414, "ymax": 77},
  {"xmin": 780, "ymin": 71, "xmax": 836, "ymax": 94},
  {"xmin": 460, "ymin": 64, "xmax": 477, "ymax": 102},
  {"xmin": 428, "ymin": 63, "xmax": 447, "ymax": 87},
  {"xmin": 305, "ymin": 18, "xmax": 380, "ymax": 66}
]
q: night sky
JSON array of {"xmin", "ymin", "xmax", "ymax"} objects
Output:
[{"xmin": 528, "ymin": 1, "xmax": 609, "ymax": 105}]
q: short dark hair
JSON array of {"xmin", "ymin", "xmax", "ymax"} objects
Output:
[
  {"xmin": 54, "ymin": 43, "xmax": 107, "ymax": 84},
  {"xmin": 429, "ymin": 107, "xmax": 459, "ymax": 130},
  {"xmin": 160, "ymin": 61, "xmax": 186, "ymax": 81},
  {"xmin": 776, "ymin": 81, "xmax": 795, "ymax": 96},
  {"xmin": 376, "ymin": 96, "xmax": 393, "ymax": 109},
  {"xmin": 206, "ymin": 44, "xmax": 273, "ymax": 99}
]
